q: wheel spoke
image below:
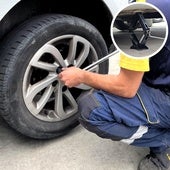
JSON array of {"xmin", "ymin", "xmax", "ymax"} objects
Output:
[
  {"xmin": 31, "ymin": 44, "xmax": 66, "ymax": 67},
  {"xmin": 25, "ymin": 74, "xmax": 57, "ymax": 102},
  {"xmin": 31, "ymin": 61, "xmax": 57, "ymax": 72},
  {"xmin": 54, "ymin": 81, "xmax": 64, "ymax": 117},
  {"xmin": 54, "ymin": 82, "xmax": 78, "ymax": 119},
  {"xmin": 66, "ymin": 36, "xmax": 79, "ymax": 65},
  {"xmin": 36, "ymin": 85, "xmax": 55, "ymax": 114},
  {"xmin": 45, "ymin": 44, "xmax": 66, "ymax": 67},
  {"xmin": 63, "ymin": 89, "xmax": 78, "ymax": 113},
  {"xmin": 74, "ymin": 38, "xmax": 90, "ymax": 68}
]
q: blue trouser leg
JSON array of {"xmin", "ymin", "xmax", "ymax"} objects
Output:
[{"xmin": 78, "ymin": 83, "xmax": 170, "ymax": 152}]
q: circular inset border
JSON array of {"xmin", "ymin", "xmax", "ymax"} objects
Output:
[{"xmin": 110, "ymin": 2, "xmax": 169, "ymax": 59}]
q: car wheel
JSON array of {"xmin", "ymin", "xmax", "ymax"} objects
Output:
[
  {"xmin": 0, "ymin": 14, "xmax": 108, "ymax": 139},
  {"xmin": 114, "ymin": 18, "xmax": 130, "ymax": 31}
]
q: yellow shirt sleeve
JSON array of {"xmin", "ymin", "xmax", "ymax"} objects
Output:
[
  {"xmin": 119, "ymin": 53, "xmax": 150, "ymax": 72},
  {"xmin": 120, "ymin": 0, "xmax": 148, "ymax": 71}
]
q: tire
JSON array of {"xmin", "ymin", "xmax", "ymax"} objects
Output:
[
  {"xmin": 114, "ymin": 19, "xmax": 130, "ymax": 31},
  {"xmin": 114, "ymin": 18, "xmax": 138, "ymax": 31},
  {"xmin": 0, "ymin": 14, "xmax": 108, "ymax": 139}
]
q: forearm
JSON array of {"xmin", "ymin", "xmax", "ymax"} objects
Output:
[
  {"xmin": 82, "ymin": 71, "xmax": 121, "ymax": 94},
  {"xmin": 82, "ymin": 71, "xmax": 140, "ymax": 97},
  {"xmin": 59, "ymin": 67, "xmax": 144, "ymax": 98}
]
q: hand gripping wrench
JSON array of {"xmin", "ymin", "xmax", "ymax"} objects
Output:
[{"xmin": 56, "ymin": 50, "xmax": 119, "ymax": 73}]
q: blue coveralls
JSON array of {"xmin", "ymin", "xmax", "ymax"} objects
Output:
[{"xmin": 78, "ymin": 0, "xmax": 170, "ymax": 154}]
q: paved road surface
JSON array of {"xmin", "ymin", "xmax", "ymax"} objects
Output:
[
  {"xmin": 0, "ymin": 116, "xmax": 149, "ymax": 170},
  {"xmin": 0, "ymin": 55, "xmax": 149, "ymax": 170}
]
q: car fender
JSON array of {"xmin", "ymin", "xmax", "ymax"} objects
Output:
[
  {"xmin": 0, "ymin": 0, "xmax": 20, "ymax": 21},
  {"xmin": 102, "ymin": 0, "xmax": 129, "ymax": 17}
]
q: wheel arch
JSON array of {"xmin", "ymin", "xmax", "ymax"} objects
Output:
[{"xmin": 0, "ymin": 0, "xmax": 113, "ymax": 48}]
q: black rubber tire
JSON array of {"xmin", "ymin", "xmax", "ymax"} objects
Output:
[
  {"xmin": 114, "ymin": 18, "xmax": 138, "ymax": 31},
  {"xmin": 114, "ymin": 19, "xmax": 130, "ymax": 31},
  {"xmin": 0, "ymin": 14, "xmax": 108, "ymax": 139}
]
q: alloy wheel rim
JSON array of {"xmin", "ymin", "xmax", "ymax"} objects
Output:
[{"xmin": 22, "ymin": 35, "xmax": 99, "ymax": 122}]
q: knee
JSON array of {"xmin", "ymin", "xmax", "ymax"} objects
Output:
[
  {"xmin": 77, "ymin": 90, "xmax": 100, "ymax": 129},
  {"xmin": 77, "ymin": 91, "xmax": 110, "ymax": 139},
  {"xmin": 77, "ymin": 90, "xmax": 100, "ymax": 120}
]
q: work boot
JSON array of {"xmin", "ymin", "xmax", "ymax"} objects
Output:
[{"xmin": 138, "ymin": 148, "xmax": 170, "ymax": 170}]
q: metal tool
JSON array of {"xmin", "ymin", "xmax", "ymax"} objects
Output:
[
  {"xmin": 56, "ymin": 50, "xmax": 119, "ymax": 73},
  {"xmin": 83, "ymin": 50, "xmax": 119, "ymax": 71}
]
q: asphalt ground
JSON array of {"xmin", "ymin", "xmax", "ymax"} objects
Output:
[
  {"xmin": 0, "ymin": 116, "xmax": 149, "ymax": 170},
  {"xmin": 0, "ymin": 54, "xmax": 149, "ymax": 170}
]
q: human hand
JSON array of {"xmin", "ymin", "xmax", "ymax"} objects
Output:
[{"xmin": 58, "ymin": 67, "xmax": 85, "ymax": 88}]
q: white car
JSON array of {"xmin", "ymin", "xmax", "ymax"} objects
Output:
[{"xmin": 1, "ymin": 0, "xmax": 159, "ymax": 139}]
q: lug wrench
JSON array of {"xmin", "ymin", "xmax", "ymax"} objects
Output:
[
  {"xmin": 83, "ymin": 50, "xmax": 119, "ymax": 71},
  {"xmin": 56, "ymin": 50, "xmax": 119, "ymax": 90},
  {"xmin": 56, "ymin": 50, "xmax": 119, "ymax": 74}
]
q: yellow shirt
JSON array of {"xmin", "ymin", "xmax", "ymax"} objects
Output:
[
  {"xmin": 119, "ymin": 53, "xmax": 150, "ymax": 72},
  {"xmin": 119, "ymin": 0, "xmax": 149, "ymax": 71}
]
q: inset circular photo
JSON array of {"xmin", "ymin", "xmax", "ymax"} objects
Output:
[{"xmin": 111, "ymin": 2, "xmax": 168, "ymax": 59}]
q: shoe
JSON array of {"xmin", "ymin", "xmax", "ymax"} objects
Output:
[{"xmin": 138, "ymin": 148, "xmax": 170, "ymax": 170}]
